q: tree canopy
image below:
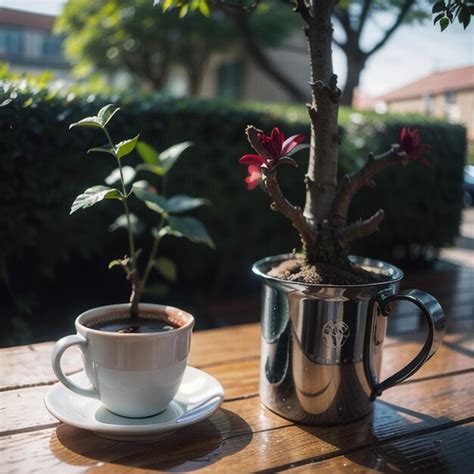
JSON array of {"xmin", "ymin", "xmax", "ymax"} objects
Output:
[{"xmin": 56, "ymin": 0, "xmax": 302, "ymax": 95}]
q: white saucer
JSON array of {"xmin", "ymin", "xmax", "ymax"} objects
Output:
[{"xmin": 44, "ymin": 366, "xmax": 224, "ymax": 441}]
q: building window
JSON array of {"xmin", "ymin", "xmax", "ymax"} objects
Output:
[
  {"xmin": 444, "ymin": 90, "xmax": 456, "ymax": 104},
  {"xmin": 217, "ymin": 60, "xmax": 244, "ymax": 100},
  {"xmin": 422, "ymin": 93, "xmax": 433, "ymax": 115},
  {"xmin": 41, "ymin": 34, "xmax": 63, "ymax": 59},
  {"xmin": 0, "ymin": 28, "xmax": 24, "ymax": 55}
]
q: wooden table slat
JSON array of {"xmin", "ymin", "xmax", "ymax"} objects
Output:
[
  {"xmin": 2, "ymin": 370, "xmax": 473, "ymax": 473},
  {"xmin": 2, "ymin": 331, "xmax": 473, "ymax": 436},
  {"xmin": 288, "ymin": 422, "xmax": 474, "ymax": 473}
]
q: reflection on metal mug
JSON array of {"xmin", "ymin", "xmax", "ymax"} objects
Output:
[{"xmin": 253, "ymin": 255, "xmax": 446, "ymax": 426}]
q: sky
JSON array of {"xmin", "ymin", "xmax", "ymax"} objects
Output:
[{"xmin": 1, "ymin": 0, "xmax": 472, "ymax": 97}]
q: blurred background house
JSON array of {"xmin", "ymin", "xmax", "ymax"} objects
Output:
[
  {"xmin": 0, "ymin": 7, "xmax": 69, "ymax": 79},
  {"xmin": 377, "ymin": 65, "xmax": 474, "ymax": 142}
]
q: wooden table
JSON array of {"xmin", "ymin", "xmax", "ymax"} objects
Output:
[{"xmin": 2, "ymin": 323, "xmax": 473, "ymax": 473}]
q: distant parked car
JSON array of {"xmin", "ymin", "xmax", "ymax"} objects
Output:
[{"xmin": 464, "ymin": 165, "xmax": 474, "ymax": 207}]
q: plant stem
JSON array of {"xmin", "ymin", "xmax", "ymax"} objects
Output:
[
  {"xmin": 103, "ymin": 127, "xmax": 140, "ymax": 319},
  {"xmin": 141, "ymin": 219, "xmax": 165, "ymax": 291},
  {"xmin": 103, "ymin": 128, "xmax": 137, "ymax": 265}
]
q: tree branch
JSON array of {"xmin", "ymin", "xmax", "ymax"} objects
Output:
[
  {"xmin": 331, "ymin": 146, "xmax": 408, "ymax": 228},
  {"xmin": 293, "ymin": 0, "xmax": 311, "ymax": 23},
  {"xmin": 367, "ymin": 0, "xmax": 416, "ymax": 55},
  {"xmin": 264, "ymin": 171, "xmax": 317, "ymax": 249},
  {"xmin": 339, "ymin": 209, "xmax": 385, "ymax": 247},
  {"xmin": 245, "ymin": 126, "xmax": 316, "ymax": 249},
  {"xmin": 357, "ymin": 0, "xmax": 373, "ymax": 36}
]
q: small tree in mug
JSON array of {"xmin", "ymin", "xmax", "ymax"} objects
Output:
[
  {"xmin": 69, "ymin": 105, "xmax": 214, "ymax": 319},
  {"xmin": 162, "ymin": 0, "xmax": 432, "ymax": 282}
]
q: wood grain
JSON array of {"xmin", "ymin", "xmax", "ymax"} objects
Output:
[
  {"xmin": 2, "ymin": 371, "xmax": 473, "ymax": 473},
  {"xmin": 1, "ymin": 331, "xmax": 472, "ymax": 436},
  {"xmin": 288, "ymin": 422, "xmax": 474, "ymax": 473}
]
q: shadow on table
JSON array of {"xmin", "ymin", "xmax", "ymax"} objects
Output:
[
  {"xmin": 292, "ymin": 400, "xmax": 474, "ymax": 473},
  {"xmin": 50, "ymin": 407, "xmax": 252, "ymax": 471}
]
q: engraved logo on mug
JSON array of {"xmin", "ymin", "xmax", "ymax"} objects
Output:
[{"xmin": 322, "ymin": 321, "xmax": 350, "ymax": 348}]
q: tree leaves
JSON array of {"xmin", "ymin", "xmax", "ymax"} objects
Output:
[
  {"xmin": 159, "ymin": 142, "xmax": 192, "ymax": 172},
  {"xmin": 166, "ymin": 195, "xmax": 210, "ymax": 213},
  {"xmin": 69, "ymin": 116, "xmax": 103, "ymax": 130},
  {"xmin": 105, "ymin": 166, "xmax": 136, "ymax": 185},
  {"xmin": 167, "ymin": 216, "xmax": 214, "ymax": 247},
  {"xmin": 116, "ymin": 135, "xmax": 140, "ymax": 159},
  {"xmin": 136, "ymin": 141, "xmax": 191, "ymax": 176},
  {"xmin": 70, "ymin": 186, "xmax": 121, "ymax": 214},
  {"xmin": 155, "ymin": 257, "xmax": 177, "ymax": 281},
  {"xmin": 432, "ymin": 0, "xmax": 472, "ymax": 30},
  {"xmin": 133, "ymin": 185, "xmax": 169, "ymax": 214},
  {"xmin": 70, "ymin": 103, "xmax": 120, "ymax": 130},
  {"xmin": 98, "ymin": 104, "xmax": 120, "ymax": 127}
]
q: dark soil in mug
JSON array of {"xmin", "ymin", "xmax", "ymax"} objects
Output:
[{"xmin": 268, "ymin": 258, "xmax": 385, "ymax": 285}]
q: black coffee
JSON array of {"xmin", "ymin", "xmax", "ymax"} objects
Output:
[{"xmin": 88, "ymin": 317, "xmax": 179, "ymax": 334}]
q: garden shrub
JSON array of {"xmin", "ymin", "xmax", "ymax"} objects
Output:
[{"xmin": 0, "ymin": 82, "xmax": 466, "ymax": 344}]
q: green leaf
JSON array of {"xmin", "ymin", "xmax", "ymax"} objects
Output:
[
  {"xmin": 155, "ymin": 257, "xmax": 177, "ymax": 281},
  {"xmin": 167, "ymin": 216, "xmax": 214, "ymax": 247},
  {"xmin": 116, "ymin": 134, "xmax": 140, "ymax": 159},
  {"xmin": 108, "ymin": 259, "xmax": 125, "ymax": 270},
  {"xmin": 158, "ymin": 142, "xmax": 192, "ymax": 173},
  {"xmin": 108, "ymin": 213, "xmax": 143, "ymax": 235},
  {"xmin": 439, "ymin": 17, "xmax": 450, "ymax": 30},
  {"xmin": 166, "ymin": 195, "xmax": 210, "ymax": 213},
  {"xmin": 98, "ymin": 104, "xmax": 120, "ymax": 127},
  {"xmin": 69, "ymin": 117, "xmax": 103, "ymax": 130},
  {"xmin": 458, "ymin": 6, "xmax": 471, "ymax": 28},
  {"xmin": 70, "ymin": 186, "xmax": 121, "ymax": 214},
  {"xmin": 87, "ymin": 146, "xmax": 115, "ymax": 156},
  {"xmin": 105, "ymin": 166, "xmax": 136, "ymax": 185},
  {"xmin": 179, "ymin": 4, "xmax": 189, "ymax": 17},
  {"xmin": 161, "ymin": 0, "xmax": 173, "ymax": 12},
  {"xmin": 198, "ymin": 1, "xmax": 210, "ymax": 16},
  {"xmin": 152, "ymin": 225, "xmax": 181, "ymax": 239},
  {"xmin": 133, "ymin": 184, "xmax": 169, "ymax": 214},
  {"xmin": 136, "ymin": 141, "xmax": 159, "ymax": 165},
  {"xmin": 432, "ymin": 1, "xmax": 445, "ymax": 14},
  {"xmin": 136, "ymin": 163, "xmax": 167, "ymax": 176}
]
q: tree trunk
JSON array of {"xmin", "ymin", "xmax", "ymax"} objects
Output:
[
  {"xmin": 341, "ymin": 52, "xmax": 366, "ymax": 107},
  {"xmin": 303, "ymin": 0, "xmax": 341, "ymax": 225}
]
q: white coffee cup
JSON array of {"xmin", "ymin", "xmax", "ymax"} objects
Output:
[{"xmin": 51, "ymin": 303, "xmax": 194, "ymax": 418}]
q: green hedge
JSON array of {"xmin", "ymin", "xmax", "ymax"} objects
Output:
[{"xmin": 0, "ymin": 83, "xmax": 466, "ymax": 344}]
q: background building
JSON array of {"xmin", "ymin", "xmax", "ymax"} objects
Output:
[
  {"xmin": 0, "ymin": 7, "xmax": 69, "ymax": 78},
  {"xmin": 378, "ymin": 65, "xmax": 474, "ymax": 142}
]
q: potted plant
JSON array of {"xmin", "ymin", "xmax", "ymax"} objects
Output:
[
  {"xmin": 228, "ymin": 3, "xmax": 448, "ymax": 424},
  {"xmin": 50, "ymin": 104, "xmax": 214, "ymax": 418}
]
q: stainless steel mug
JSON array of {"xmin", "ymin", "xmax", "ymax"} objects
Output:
[{"xmin": 253, "ymin": 254, "xmax": 446, "ymax": 425}]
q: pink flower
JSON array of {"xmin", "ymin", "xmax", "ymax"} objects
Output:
[
  {"xmin": 239, "ymin": 127, "xmax": 305, "ymax": 167},
  {"xmin": 245, "ymin": 165, "xmax": 263, "ymax": 190},
  {"xmin": 399, "ymin": 128, "xmax": 431, "ymax": 167}
]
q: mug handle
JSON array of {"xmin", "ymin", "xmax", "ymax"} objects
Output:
[
  {"xmin": 51, "ymin": 334, "xmax": 99, "ymax": 399},
  {"xmin": 364, "ymin": 288, "xmax": 446, "ymax": 401}
]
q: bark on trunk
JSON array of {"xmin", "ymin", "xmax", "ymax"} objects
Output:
[{"xmin": 303, "ymin": 0, "xmax": 341, "ymax": 225}]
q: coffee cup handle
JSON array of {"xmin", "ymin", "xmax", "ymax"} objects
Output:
[
  {"xmin": 52, "ymin": 334, "xmax": 99, "ymax": 399},
  {"xmin": 364, "ymin": 288, "xmax": 446, "ymax": 401}
]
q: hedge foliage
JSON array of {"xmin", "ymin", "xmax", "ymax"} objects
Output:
[{"xmin": 0, "ymin": 82, "xmax": 466, "ymax": 344}]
